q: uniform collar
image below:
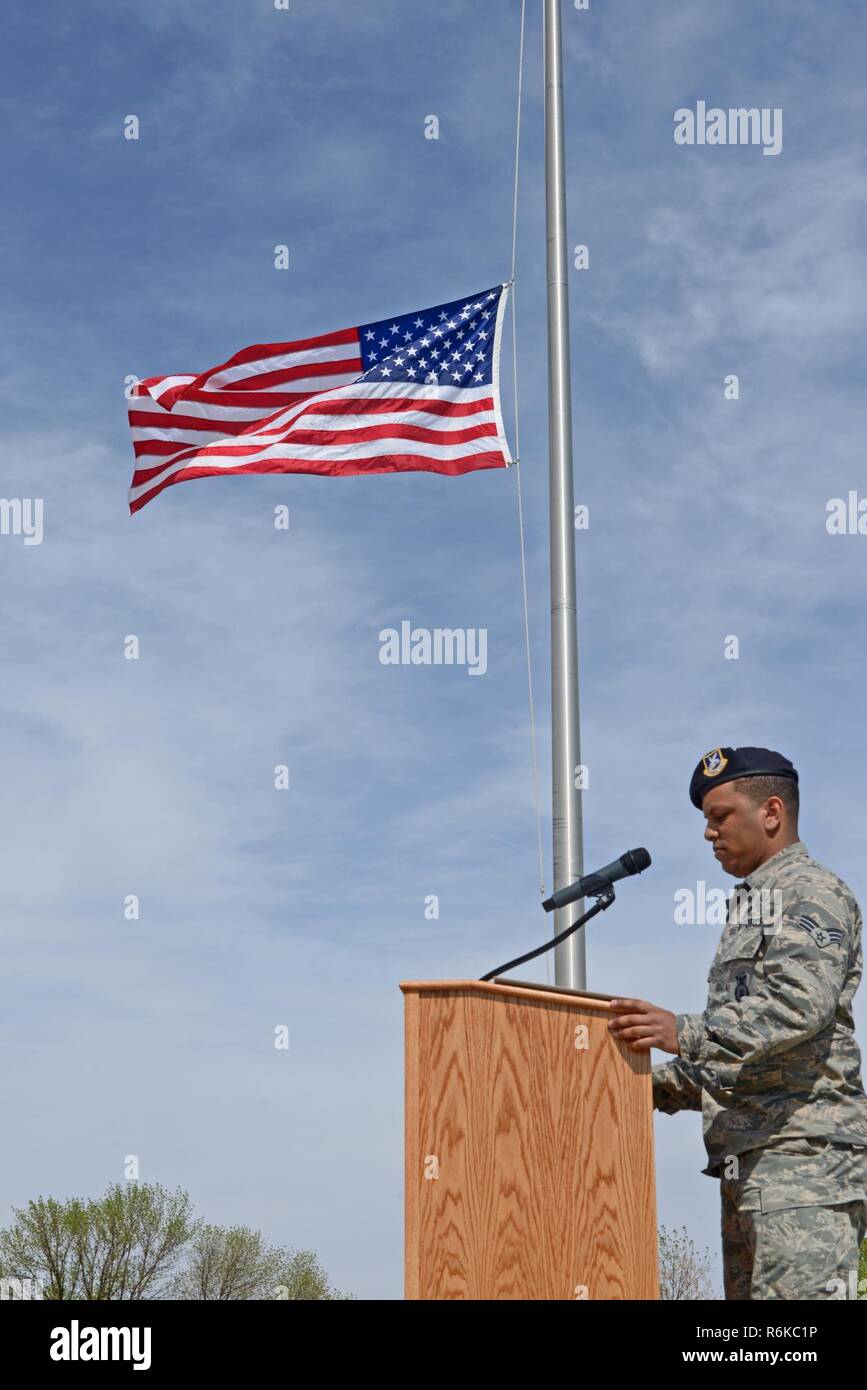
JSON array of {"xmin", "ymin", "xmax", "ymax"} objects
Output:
[{"xmin": 740, "ymin": 839, "xmax": 808, "ymax": 893}]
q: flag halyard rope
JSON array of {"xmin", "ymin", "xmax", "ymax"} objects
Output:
[{"xmin": 508, "ymin": 0, "xmax": 547, "ymax": 907}]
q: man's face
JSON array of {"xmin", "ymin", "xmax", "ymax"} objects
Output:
[{"xmin": 701, "ymin": 783, "xmax": 769, "ymax": 878}]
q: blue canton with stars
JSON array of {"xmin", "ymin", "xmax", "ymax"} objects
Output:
[{"xmin": 358, "ymin": 284, "xmax": 505, "ymax": 387}]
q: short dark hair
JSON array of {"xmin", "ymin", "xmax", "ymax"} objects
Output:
[{"xmin": 731, "ymin": 774, "xmax": 799, "ymax": 819}]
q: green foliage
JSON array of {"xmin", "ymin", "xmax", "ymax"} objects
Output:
[
  {"xmin": 270, "ymin": 1247, "xmax": 353, "ymax": 1301},
  {"xmin": 0, "ymin": 1184, "xmax": 197, "ymax": 1300},
  {"xmin": 658, "ymin": 1223, "xmax": 719, "ymax": 1301},
  {"xmin": 0, "ymin": 1184, "xmax": 350, "ymax": 1300},
  {"xmin": 172, "ymin": 1224, "xmax": 349, "ymax": 1300},
  {"xmin": 172, "ymin": 1224, "xmax": 271, "ymax": 1301}
]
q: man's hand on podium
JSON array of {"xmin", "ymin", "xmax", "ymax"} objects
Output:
[{"xmin": 606, "ymin": 998, "xmax": 679, "ymax": 1054}]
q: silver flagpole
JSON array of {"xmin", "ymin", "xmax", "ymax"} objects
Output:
[{"xmin": 544, "ymin": 0, "xmax": 586, "ymax": 990}]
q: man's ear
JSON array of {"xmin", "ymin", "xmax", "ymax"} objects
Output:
[{"xmin": 762, "ymin": 795, "xmax": 784, "ymax": 831}]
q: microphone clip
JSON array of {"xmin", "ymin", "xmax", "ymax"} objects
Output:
[{"xmin": 591, "ymin": 884, "xmax": 616, "ymax": 908}]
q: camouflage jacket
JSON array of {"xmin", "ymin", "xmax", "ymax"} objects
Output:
[{"xmin": 652, "ymin": 841, "xmax": 867, "ymax": 1177}]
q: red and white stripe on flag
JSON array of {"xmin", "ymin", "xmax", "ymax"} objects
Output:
[{"xmin": 126, "ymin": 283, "xmax": 513, "ymax": 514}]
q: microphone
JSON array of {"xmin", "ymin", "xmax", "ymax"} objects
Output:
[{"xmin": 541, "ymin": 847, "xmax": 651, "ymax": 913}]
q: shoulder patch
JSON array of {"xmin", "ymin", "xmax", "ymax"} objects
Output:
[{"xmin": 797, "ymin": 914, "xmax": 844, "ymax": 949}]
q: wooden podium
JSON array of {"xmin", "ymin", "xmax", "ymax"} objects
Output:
[{"xmin": 400, "ymin": 978, "xmax": 659, "ymax": 1300}]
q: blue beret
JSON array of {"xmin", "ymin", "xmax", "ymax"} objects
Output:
[{"xmin": 689, "ymin": 746, "xmax": 798, "ymax": 808}]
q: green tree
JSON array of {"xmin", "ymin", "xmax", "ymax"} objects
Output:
[
  {"xmin": 0, "ymin": 1183, "xmax": 198, "ymax": 1300},
  {"xmin": 173, "ymin": 1224, "xmax": 349, "ymax": 1300},
  {"xmin": 0, "ymin": 1187, "xmax": 350, "ymax": 1300},
  {"xmin": 172, "ymin": 1224, "xmax": 278, "ymax": 1300},
  {"xmin": 859, "ymin": 1237, "xmax": 866, "ymax": 1299},
  {"xmin": 270, "ymin": 1247, "xmax": 352, "ymax": 1300},
  {"xmin": 658, "ymin": 1223, "xmax": 718, "ymax": 1300}
]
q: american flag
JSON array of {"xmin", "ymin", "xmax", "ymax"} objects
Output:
[{"xmin": 127, "ymin": 283, "xmax": 513, "ymax": 514}]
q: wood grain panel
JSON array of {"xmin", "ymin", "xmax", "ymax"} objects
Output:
[{"xmin": 401, "ymin": 980, "xmax": 659, "ymax": 1300}]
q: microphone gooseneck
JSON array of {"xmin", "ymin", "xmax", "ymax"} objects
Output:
[{"xmin": 480, "ymin": 847, "xmax": 652, "ymax": 983}]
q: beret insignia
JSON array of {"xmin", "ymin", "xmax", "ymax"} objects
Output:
[{"xmin": 702, "ymin": 748, "xmax": 729, "ymax": 777}]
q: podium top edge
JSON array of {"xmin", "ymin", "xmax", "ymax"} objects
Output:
[{"xmin": 398, "ymin": 979, "xmax": 616, "ymax": 1011}]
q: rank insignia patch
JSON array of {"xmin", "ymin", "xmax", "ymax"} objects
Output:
[{"xmin": 797, "ymin": 915, "xmax": 844, "ymax": 949}]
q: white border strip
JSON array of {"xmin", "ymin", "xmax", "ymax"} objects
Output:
[{"xmin": 491, "ymin": 282, "xmax": 515, "ymax": 465}]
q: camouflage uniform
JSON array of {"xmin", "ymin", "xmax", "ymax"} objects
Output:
[{"xmin": 653, "ymin": 840, "xmax": 867, "ymax": 1299}]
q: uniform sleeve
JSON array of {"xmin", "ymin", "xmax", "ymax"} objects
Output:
[
  {"xmin": 652, "ymin": 1054, "xmax": 704, "ymax": 1113},
  {"xmin": 652, "ymin": 1011, "xmax": 704, "ymax": 1112},
  {"xmin": 676, "ymin": 1010, "xmax": 705, "ymax": 1058},
  {"xmin": 677, "ymin": 891, "xmax": 851, "ymax": 1090}
]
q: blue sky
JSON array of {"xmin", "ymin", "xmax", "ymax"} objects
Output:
[{"xmin": 2, "ymin": 0, "xmax": 867, "ymax": 1298}]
